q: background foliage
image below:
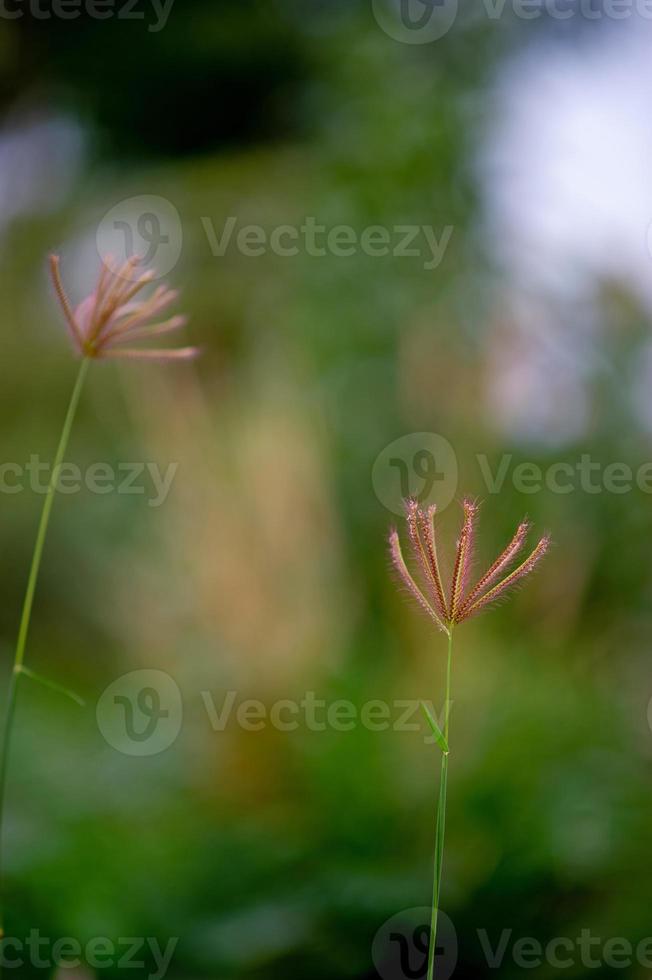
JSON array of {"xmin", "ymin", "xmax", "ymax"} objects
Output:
[{"xmin": 0, "ymin": 2, "xmax": 650, "ymax": 977}]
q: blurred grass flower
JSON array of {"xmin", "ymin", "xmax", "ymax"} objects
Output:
[
  {"xmin": 0, "ymin": 252, "xmax": 197, "ymax": 944},
  {"xmin": 49, "ymin": 254, "xmax": 198, "ymax": 361},
  {"xmin": 389, "ymin": 498, "xmax": 549, "ymax": 980}
]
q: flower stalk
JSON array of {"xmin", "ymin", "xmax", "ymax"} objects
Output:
[
  {"xmin": 389, "ymin": 498, "xmax": 549, "ymax": 978},
  {"xmin": 0, "ymin": 357, "xmax": 89, "ymax": 940},
  {"xmin": 427, "ymin": 626, "xmax": 452, "ymax": 980},
  {"xmin": 0, "ymin": 251, "xmax": 196, "ymax": 946}
]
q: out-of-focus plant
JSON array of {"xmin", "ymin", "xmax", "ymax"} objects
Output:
[
  {"xmin": 389, "ymin": 498, "xmax": 549, "ymax": 980},
  {"xmin": 0, "ymin": 252, "xmax": 197, "ymax": 940}
]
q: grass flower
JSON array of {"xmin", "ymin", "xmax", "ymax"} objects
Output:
[
  {"xmin": 389, "ymin": 498, "xmax": 549, "ymax": 980},
  {"xmin": 390, "ymin": 498, "xmax": 549, "ymax": 634},
  {"xmin": 0, "ymin": 252, "xmax": 198, "ymax": 944},
  {"xmin": 49, "ymin": 253, "xmax": 198, "ymax": 361}
]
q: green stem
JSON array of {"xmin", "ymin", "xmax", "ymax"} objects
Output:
[
  {"xmin": 0, "ymin": 357, "xmax": 89, "ymax": 939},
  {"xmin": 15, "ymin": 666, "xmax": 85, "ymax": 708},
  {"xmin": 427, "ymin": 626, "xmax": 453, "ymax": 980}
]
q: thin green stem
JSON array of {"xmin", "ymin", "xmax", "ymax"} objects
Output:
[
  {"xmin": 16, "ymin": 666, "xmax": 85, "ymax": 708},
  {"xmin": 427, "ymin": 626, "xmax": 453, "ymax": 980},
  {"xmin": 0, "ymin": 357, "xmax": 89, "ymax": 939}
]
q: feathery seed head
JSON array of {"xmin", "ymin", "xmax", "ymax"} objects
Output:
[
  {"xmin": 389, "ymin": 499, "xmax": 548, "ymax": 631},
  {"xmin": 449, "ymin": 497, "xmax": 478, "ymax": 620},
  {"xmin": 49, "ymin": 254, "xmax": 199, "ymax": 362},
  {"xmin": 389, "ymin": 523, "xmax": 449, "ymax": 634}
]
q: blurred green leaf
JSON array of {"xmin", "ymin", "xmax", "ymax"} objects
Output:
[{"xmin": 421, "ymin": 702, "xmax": 449, "ymax": 754}]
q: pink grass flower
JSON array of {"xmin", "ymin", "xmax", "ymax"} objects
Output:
[
  {"xmin": 390, "ymin": 498, "xmax": 549, "ymax": 634},
  {"xmin": 49, "ymin": 254, "xmax": 198, "ymax": 361}
]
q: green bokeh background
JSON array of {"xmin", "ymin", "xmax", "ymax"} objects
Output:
[{"xmin": 0, "ymin": 2, "xmax": 650, "ymax": 978}]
